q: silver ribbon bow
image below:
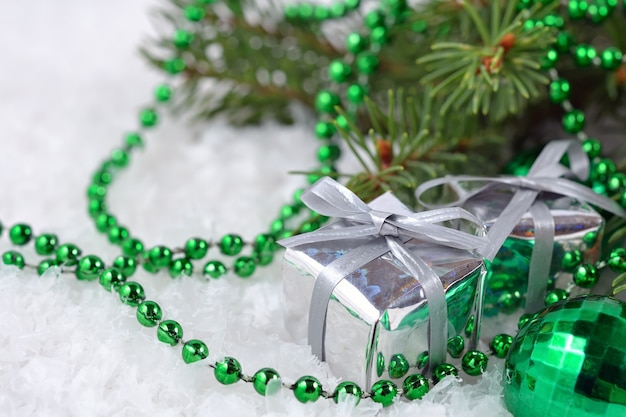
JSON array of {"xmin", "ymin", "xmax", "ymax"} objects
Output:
[
  {"xmin": 416, "ymin": 139, "xmax": 626, "ymax": 313},
  {"xmin": 279, "ymin": 177, "xmax": 489, "ymax": 370}
]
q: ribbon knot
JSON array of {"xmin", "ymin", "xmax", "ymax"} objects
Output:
[
  {"xmin": 416, "ymin": 139, "xmax": 626, "ymax": 313},
  {"xmin": 280, "ymin": 177, "xmax": 489, "ymax": 375}
]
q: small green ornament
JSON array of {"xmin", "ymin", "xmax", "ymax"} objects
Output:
[
  {"xmin": 136, "ymin": 300, "xmax": 162, "ymax": 327},
  {"xmin": 562, "ymin": 110, "xmax": 585, "ymax": 134},
  {"xmin": 154, "ymin": 84, "xmax": 172, "ymax": 102},
  {"xmin": 573, "ymin": 44, "xmax": 597, "ymax": 67},
  {"xmin": 107, "ymin": 226, "xmax": 129, "ymax": 244},
  {"xmin": 184, "ymin": 5, "xmax": 205, "ymax": 21},
  {"xmin": 203, "ymin": 260, "xmax": 227, "ymax": 278},
  {"xmin": 112, "ymin": 255, "xmax": 137, "ymax": 277},
  {"xmin": 554, "ymin": 31, "xmax": 574, "ymax": 53},
  {"xmin": 447, "ymin": 335, "xmax": 465, "ymax": 358},
  {"xmin": 75, "ymin": 255, "xmax": 105, "ymax": 281},
  {"xmin": 581, "ymin": 137, "xmax": 602, "ymax": 158},
  {"xmin": 163, "ymin": 58, "xmax": 186, "ymax": 75},
  {"xmin": 9, "ymin": 224, "xmax": 32, "ymax": 246},
  {"xmin": 173, "ymin": 29, "xmax": 194, "ymax": 49},
  {"xmin": 315, "ymin": 90, "xmax": 341, "ymax": 114},
  {"xmin": 157, "ymin": 320, "xmax": 183, "ymax": 346},
  {"xmin": 416, "ymin": 351, "xmax": 429, "ymax": 369},
  {"xmin": 88, "ymin": 184, "xmax": 106, "ymax": 201},
  {"xmin": 121, "ymin": 238, "xmax": 144, "ymax": 257},
  {"xmin": 110, "ymin": 149, "xmax": 129, "ymax": 168},
  {"xmin": 233, "ymin": 256, "xmax": 256, "ymax": 278},
  {"xmin": 88, "ymin": 199, "xmax": 106, "ymax": 218},
  {"xmin": 402, "ymin": 374, "xmax": 429, "ymax": 400},
  {"xmin": 253, "ymin": 368, "xmax": 281, "ymax": 396},
  {"xmin": 518, "ymin": 313, "xmax": 533, "ymax": 329},
  {"xmin": 95, "ymin": 213, "xmax": 117, "ymax": 232},
  {"xmin": 504, "ymin": 296, "xmax": 626, "ymax": 417},
  {"xmin": 214, "ymin": 357, "xmax": 242, "ymax": 385},
  {"xmin": 139, "ymin": 108, "xmax": 158, "ymax": 128},
  {"xmin": 344, "ymin": 0, "xmax": 360, "ymax": 10},
  {"xmin": 540, "ymin": 49, "xmax": 558, "ymax": 70},
  {"xmin": 345, "ymin": 33, "xmax": 367, "ymax": 54},
  {"xmin": 548, "ymin": 79, "xmax": 570, "ymax": 103},
  {"xmin": 333, "ymin": 381, "xmax": 362, "ymax": 404},
  {"xmin": 37, "ymin": 259, "xmax": 59, "ymax": 276},
  {"xmin": 370, "ymin": 380, "xmax": 397, "ymax": 407},
  {"xmin": 328, "ymin": 60, "xmax": 352, "ymax": 83},
  {"xmin": 292, "ymin": 375, "xmax": 322, "ymax": 403},
  {"xmin": 315, "ymin": 121, "xmax": 335, "ymax": 139},
  {"xmin": 490, "ymin": 334, "xmax": 514, "ymax": 359},
  {"xmin": 461, "ymin": 350, "xmax": 488, "ymax": 376},
  {"xmin": 185, "ymin": 238, "xmax": 209, "ymax": 260},
  {"xmin": 169, "ymin": 258, "xmax": 193, "ymax": 278},
  {"xmin": 99, "ymin": 268, "xmax": 126, "ymax": 292},
  {"xmin": 432, "ymin": 363, "xmax": 458, "ymax": 384},
  {"xmin": 118, "ymin": 282, "xmax": 146, "ymax": 307},
  {"xmin": 388, "ymin": 353, "xmax": 410, "ymax": 379},
  {"xmin": 182, "ymin": 339, "xmax": 209, "ymax": 364},
  {"xmin": 56, "ymin": 243, "xmax": 82, "ymax": 267},
  {"xmin": 573, "ymin": 264, "xmax": 599, "ymax": 288},
  {"xmin": 124, "ymin": 132, "xmax": 143, "ymax": 148},
  {"xmin": 346, "ymin": 83, "xmax": 367, "ymax": 103},
  {"xmin": 601, "ymin": 47, "xmax": 623, "ymax": 71},
  {"xmin": 356, "ymin": 53, "xmax": 379, "ymax": 74},
  {"xmin": 34, "ymin": 233, "xmax": 58, "ymax": 255},
  {"xmin": 92, "ymin": 169, "xmax": 112, "ymax": 185},
  {"xmin": 591, "ymin": 158, "xmax": 617, "ymax": 183},
  {"xmin": 545, "ymin": 288, "xmax": 568, "ymax": 306},
  {"xmin": 607, "ymin": 173, "xmax": 626, "ymax": 194},
  {"xmin": 561, "ymin": 249, "xmax": 582, "ymax": 272},
  {"xmin": 365, "ymin": 9, "xmax": 385, "ymax": 29},
  {"xmin": 148, "ymin": 245, "xmax": 172, "ymax": 268},
  {"xmin": 371, "ymin": 26, "xmax": 388, "ymax": 45},
  {"xmin": 2, "ymin": 251, "xmax": 25, "ymax": 269},
  {"xmin": 608, "ymin": 248, "xmax": 626, "ymax": 273},
  {"xmin": 317, "ymin": 144, "xmax": 341, "ymax": 163},
  {"xmin": 220, "ymin": 234, "xmax": 244, "ymax": 256},
  {"xmin": 568, "ymin": 0, "xmax": 589, "ymax": 19}
]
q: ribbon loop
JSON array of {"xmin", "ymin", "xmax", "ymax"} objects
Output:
[
  {"xmin": 415, "ymin": 139, "xmax": 626, "ymax": 313},
  {"xmin": 280, "ymin": 177, "xmax": 489, "ymax": 372}
]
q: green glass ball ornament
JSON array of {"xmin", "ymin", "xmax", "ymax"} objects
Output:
[
  {"xmin": 136, "ymin": 300, "xmax": 162, "ymax": 327},
  {"xmin": 182, "ymin": 339, "xmax": 209, "ymax": 364},
  {"xmin": 573, "ymin": 44, "xmax": 597, "ymax": 67},
  {"xmin": 75, "ymin": 255, "xmax": 105, "ymax": 281},
  {"xmin": 253, "ymin": 368, "xmax": 281, "ymax": 396},
  {"xmin": 9, "ymin": 224, "xmax": 32, "ymax": 246},
  {"xmin": 608, "ymin": 248, "xmax": 626, "ymax": 273},
  {"xmin": 601, "ymin": 47, "xmax": 623, "ymax": 71},
  {"xmin": 214, "ymin": 357, "xmax": 242, "ymax": 385},
  {"xmin": 333, "ymin": 381, "xmax": 362, "ymax": 405},
  {"xmin": 432, "ymin": 363, "xmax": 458, "ymax": 384},
  {"xmin": 328, "ymin": 60, "xmax": 352, "ymax": 83},
  {"xmin": 548, "ymin": 79, "xmax": 570, "ymax": 103},
  {"xmin": 34, "ymin": 233, "xmax": 58, "ymax": 255},
  {"xmin": 573, "ymin": 264, "xmax": 599, "ymax": 288},
  {"xmin": 503, "ymin": 295, "xmax": 626, "ymax": 417},
  {"xmin": 490, "ymin": 333, "xmax": 514, "ymax": 359},
  {"xmin": 402, "ymin": 373, "xmax": 429, "ymax": 400},
  {"xmin": 292, "ymin": 375, "xmax": 322, "ymax": 403},
  {"xmin": 582, "ymin": 137, "xmax": 602, "ymax": 159},
  {"xmin": 388, "ymin": 353, "xmax": 410, "ymax": 379},
  {"xmin": 562, "ymin": 110, "xmax": 585, "ymax": 134},
  {"xmin": 370, "ymin": 379, "xmax": 397, "ymax": 407},
  {"xmin": 315, "ymin": 90, "xmax": 341, "ymax": 114}
]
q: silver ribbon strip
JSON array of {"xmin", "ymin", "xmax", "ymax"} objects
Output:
[
  {"xmin": 280, "ymin": 177, "xmax": 489, "ymax": 370},
  {"xmin": 416, "ymin": 139, "xmax": 626, "ymax": 313}
]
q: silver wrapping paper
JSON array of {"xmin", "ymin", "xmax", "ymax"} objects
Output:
[
  {"xmin": 462, "ymin": 188, "xmax": 604, "ymax": 315},
  {"xmin": 282, "ymin": 193, "xmax": 485, "ymax": 387}
]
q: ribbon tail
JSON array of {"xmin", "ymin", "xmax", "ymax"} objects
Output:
[
  {"xmin": 526, "ymin": 201, "xmax": 554, "ymax": 313},
  {"xmin": 386, "ymin": 237, "xmax": 447, "ymax": 371}
]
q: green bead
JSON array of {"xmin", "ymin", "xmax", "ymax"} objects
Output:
[
  {"xmin": 113, "ymin": 255, "xmax": 137, "ymax": 277},
  {"xmin": 344, "ymin": 0, "xmax": 360, "ymax": 10},
  {"xmin": 345, "ymin": 33, "xmax": 367, "ymax": 54},
  {"xmin": 87, "ymin": 185, "xmax": 106, "ymax": 201},
  {"xmin": 518, "ymin": 313, "xmax": 533, "ymax": 329},
  {"xmin": 540, "ymin": 49, "xmax": 558, "ymax": 70},
  {"xmin": 554, "ymin": 31, "xmax": 574, "ymax": 53},
  {"xmin": 107, "ymin": 226, "xmax": 129, "ymax": 244},
  {"xmin": 184, "ymin": 238, "xmax": 208, "ymax": 260},
  {"xmin": 297, "ymin": 3, "xmax": 314, "ymax": 19},
  {"xmin": 121, "ymin": 238, "xmax": 144, "ymax": 257},
  {"xmin": 356, "ymin": 53, "xmax": 379, "ymax": 74},
  {"xmin": 2, "ymin": 251, "xmax": 25, "ymax": 269},
  {"xmin": 573, "ymin": 264, "xmax": 599, "ymax": 288},
  {"xmin": 253, "ymin": 368, "xmax": 281, "ymax": 396},
  {"xmin": 76, "ymin": 255, "xmax": 104, "ymax": 281},
  {"xmin": 220, "ymin": 234, "xmax": 244, "ymax": 256},
  {"xmin": 548, "ymin": 79, "xmax": 570, "ymax": 103},
  {"xmin": 95, "ymin": 213, "xmax": 117, "ymax": 232},
  {"xmin": 370, "ymin": 380, "xmax": 397, "ymax": 407},
  {"xmin": 214, "ymin": 357, "xmax": 242, "ymax": 385},
  {"xmin": 583, "ymin": 230, "xmax": 598, "ymax": 246},
  {"xmin": 182, "ymin": 339, "xmax": 209, "ymax": 364},
  {"xmin": 490, "ymin": 333, "xmax": 514, "ymax": 359},
  {"xmin": 118, "ymin": 282, "xmax": 146, "ymax": 307},
  {"xmin": 447, "ymin": 335, "xmax": 465, "ymax": 358},
  {"xmin": 607, "ymin": 173, "xmax": 626, "ymax": 194},
  {"xmin": 562, "ymin": 110, "xmax": 585, "ymax": 134},
  {"xmin": 37, "ymin": 259, "xmax": 59, "ymax": 275},
  {"xmin": 387, "ymin": 353, "xmax": 409, "ymax": 379},
  {"xmin": 328, "ymin": 2, "xmax": 347, "ymax": 17},
  {"xmin": 313, "ymin": 5, "xmax": 329, "ymax": 21},
  {"xmin": 568, "ymin": 0, "xmax": 589, "ymax": 19},
  {"xmin": 253, "ymin": 233, "xmax": 275, "ymax": 266},
  {"xmin": 411, "ymin": 20, "xmax": 428, "ymax": 33},
  {"xmin": 203, "ymin": 260, "xmax": 227, "ymax": 278},
  {"xmin": 346, "ymin": 83, "xmax": 367, "ymax": 103},
  {"xmin": 588, "ymin": 3, "xmax": 611, "ymax": 23},
  {"xmin": 148, "ymin": 245, "xmax": 173, "ymax": 268},
  {"xmin": 461, "ymin": 350, "xmax": 488, "ymax": 376},
  {"xmin": 315, "ymin": 121, "xmax": 336, "ymax": 139},
  {"xmin": 545, "ymin": 288, "xmax": 568, "ymax": 306},
  {"xmin": 582, "ymin": 137, "xmax": 602, "ymax": 158},
  {"xmin": 34, "ymin": 233, "xmax": 58, "ymax": 255},
  {"xmin": 383, "ymin": 0, "xmax": 406, "ymax": 16},
  {"xmin": 416, "ymin": 351, "xmax": 429, "ymax": 369},
  {"xmin": 608, "ymin": 248, "xmax": 626, "ymax": 272},
  {"xmin": 601, "ymin": 47, "xmax": 623, "ymax": 71},
  {"xmin": 543, "ymin": 14, "xmax": 564, "ymax": 28},
  {"xmin": 270, "ymin": 219, "xmax": 284, "ymax": 235},
  {"xmin": 124, "ymin": 132, "xmax": 143, "ymax": 148},
  {"xmin": 573, "ymin": 45, "xmax": 597, "ymax": 67},
  {"xmin": 498, "ymin": 290, "xmax": 523, "ymax": 313},
  {"xmin": 157, "ymin": 320, "xmax": 183, "ymax": 346},
  {"xmin": 503, "ymin": 296, "xmax": 626, "ymax": 417},
  {"xmin": 279, "ymin": 204, "xmax": 296, "ymax": 220},
  {"xmin": 328, "ymin": 60, "xmax": 352, "ymax": 83},
  {"xmin": 432, "ymin": 363, "xmax": 458, "ymax": 384},
  {"xmin": 233, "ymin": 256, "xmax": 256, "ymax": 278},
  {"xmin": 317, "ymin": 144, "xmax": 341, "ymax": 163},
  {"xmin": 293, "ymin": 375, "xmax": 322, "ymax": 403},
  {"xmin": 92, "ymin": 169, "xmax": 112, "ymax": 186},
  {"xmin": 561, "ymin": 249, "xmax": 582, "ymax": 272},
  {"xmin": 139, "ymin": 108, "xmax": 158, "ymax": 128},
  {"xmin": 9, "ymin": 224, "xmax": 32, "ymax": 246},
  {"xmin": 169, "ymin": 258, "xmax": 193, "ymax": 278},
  {"xmin": 402, "ymin": 374, "xmax": 429, "ymax": 400},
  {"xmin": 334, "ymin": 114, "xmax": 350, "ymax": 130},
  {"xmin": 184, "ymin": 5, "xmax": 206, "ymax": 21},
  {"xmin": 315, "ymin": 90, "xmax": 341, "ymax": 114},
  {"xmin": 173, "ymin": 29, "xmax": 194, "ymax": 48},
  {"xmin": 111, "ymin": 149, "xmax": 129, "ymax": 168},
  {"xmin": 56, "ymin": 243, "xmax": 82, "ymax": 267},
  {"xmin": 333, "ymin": 381, "xmax": 362, "ymax": 404},
  {"xmin": 154, "ymin": 84, "xmax": 172, "ymax": 102},
  {"xmin": 591, "ymin": 158, "xmax": 617, "ymax": 183},
  {"xmin": 136, "ymin": 300, "xmax": 162, "ymax": 327},
  {"xmin": 163, "ymin": 58, "xmax": 186, "ymax": 75},
  {"xmin": 371, "ymin": 26, "xmax": 389, "ymax": 45},
  {"xmin": 284, "ymin": 4, "xmax": 298, "ymax": 19},
  {"xmin": 365, "ymin": 9, "xmax": 386, "ymax": 29},
  {"xmin": 99, "ymin": 268, "xmax": 126, "ymax": 292}
]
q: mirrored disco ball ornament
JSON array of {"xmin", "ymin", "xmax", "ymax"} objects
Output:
[{"xmin": 503, "ymin": 295, "xmax": 626, "ymax": 417}]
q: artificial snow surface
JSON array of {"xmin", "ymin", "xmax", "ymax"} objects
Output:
[{"xmin": 0, "ymin": 1, "xmax": 513, "ymax": 416}]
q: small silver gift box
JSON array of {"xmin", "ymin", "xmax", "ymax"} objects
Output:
[
  {"xmin": 281, "ymin": 192, "xmax": 486, "ymax": 388},
  {"xmin": 462, "ymin": 189, "xmax": 604, "ymax": 315}
]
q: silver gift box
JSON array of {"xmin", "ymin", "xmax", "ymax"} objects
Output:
[
  {"xmin": 282, "ymin": 193, "xmax": 485, "ymax": 388},
  {"xmin": 462, "ymin": 188, "xmax": 604, "ymax": 315}
]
